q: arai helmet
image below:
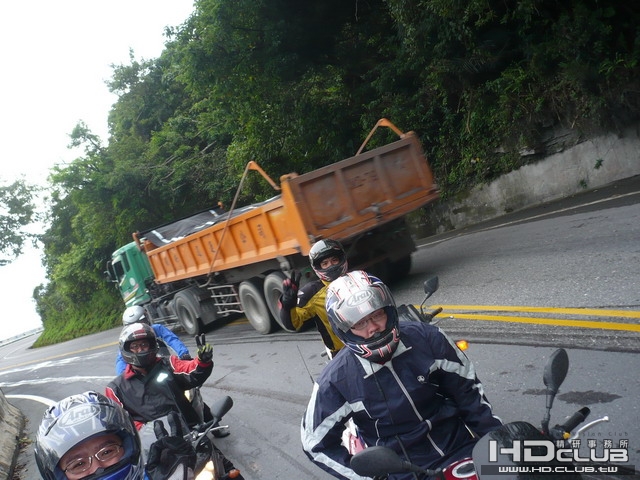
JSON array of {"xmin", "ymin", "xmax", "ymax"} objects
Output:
[{"xmin": 325, "ymin": 270, "xmax": 399, "ymax": 362}]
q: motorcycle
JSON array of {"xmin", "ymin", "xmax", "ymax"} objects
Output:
[
  {"xmin": 396, "ymin": 275, "xmax": 443, "ymax": 324},
  {"xmin": 139, "ymin": 395, "xmax": 242, "ymax": 479},
  {"xmin": 397, "ymin": 275, "xmax": 467, "ymax": 350},
  {"xmin": 349, "ymin": 348, "xmax": 637, "ymax": 479},
  {"xmin": 185, "ymin": 395, "xmax": 242, "ymax": 480}
]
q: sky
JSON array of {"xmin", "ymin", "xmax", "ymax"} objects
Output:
[{"xmin": 0, "ymin": 0, "xmax": 195, "ymax": 341}]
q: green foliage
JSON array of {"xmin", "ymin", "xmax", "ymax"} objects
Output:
[
  {"xmin": 33, "ymin": 284, "xmax": 121, "ymax": 347},
  {"xmin": 34, "ymin": 0, "xmax": 640, "ymax": 344},
  {"xmin": 0, "ymin": 177, "xmax": 38, "ymax": 266}
]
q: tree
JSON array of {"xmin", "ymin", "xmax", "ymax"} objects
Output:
[{"xmin": 0, "ymin": 178, "xmax": 37, "ymax": 266}]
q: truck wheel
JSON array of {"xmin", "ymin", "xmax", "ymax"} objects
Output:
[
  {"xmin": 239, "ymin": 278, "xmax": 276, "ymax": 335},
  {"xmin": 263, "ymin": 272, "xmax": 296, "ymax": 332},
  {"xmin": 174, "ymin": 289, "xmax": 203, "ymax": 335},
  {"xmin": 389, "ymin": 255, "xmax": 412, "ymax": 280}
]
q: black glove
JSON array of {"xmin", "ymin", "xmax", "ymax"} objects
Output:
[
  {"xmin": 195, "ymin": 334, "xmax": 213, "ymax": 363},
  {"xmin": 179, "ymin": 353, "xmax": 193, "ymax": 360},
  {"xmin": 281, "ymin": 270, "xmax": 301, "ymax": 309},
  {"xmin": 146, "ymin": 412, "xmax": 196, "ymax": 480}
]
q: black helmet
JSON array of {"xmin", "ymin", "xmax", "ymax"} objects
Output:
[
  {"xmin": 35, "ymin": 391, "xmax": 143, "ymax": 480},
  {"xmin": 119, "ymin": 323, "xmax": 159, "ymax": 368},
  {"xmin": 309, "ymin": 239, "xmax": 348, "ymax": 282},
  {"xmin": 325, "ymin": 270, "xmax": 399, "ymax": 363},
  {"xmin": 122, "ymin": 305, "xmax": 149, "ymax": 326}
]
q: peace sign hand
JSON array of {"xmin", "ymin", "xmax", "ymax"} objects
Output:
[{"xmin": 195, "ymin": 334, "xmax": 213, "ymax": 363}]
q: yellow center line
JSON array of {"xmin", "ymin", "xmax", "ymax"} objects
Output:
[
  {"xmin": 422, "ymin": 305, "xmax": 640, "ymax": 332},
  {"xmin": 435, "ymin": 305, "xmax": 640, "ymax": 318},
  {"xmin": 442, "ymin": 313, "xmax": 640, "ymax": 331}
]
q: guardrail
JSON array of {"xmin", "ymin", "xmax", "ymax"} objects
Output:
[{"xmin": 0, "ymin": 328, "xmax": 43, "ymax": 347}]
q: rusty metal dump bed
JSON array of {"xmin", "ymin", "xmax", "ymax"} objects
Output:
[{"xmin": 141, "ymin": 131, "xmax": 438, "ymax": 284}]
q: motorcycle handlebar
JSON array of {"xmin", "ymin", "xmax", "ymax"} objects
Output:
[
  {"xmin": 193, "ymin": 419, "xmax": 217, "ymax": 433},
  {"xmin": 552, "ymin": 407, "xmax": 591, "ymax": 438},
  {"xmin": 424, "ymin": 307, "xmax": 443, "ymax": 321}
]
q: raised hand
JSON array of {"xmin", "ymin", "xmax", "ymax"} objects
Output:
[
  {"xmin": 195, "ymin": 333, "xmax": 213, "ymax": 363},
  {"xmin": 281, "ymin": 270, "xmax": 301, "ymax": 309}
]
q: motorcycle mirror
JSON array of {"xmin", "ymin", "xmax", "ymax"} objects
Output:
[
  {"xmin": 543, "ymin": 348, "xmax": 569, "ymax": 395},
  {"xmin": 423, "ymin": 276, "xmax": 439, "ymax": 298},
  {"xmin": 350, "ymin": 446, "xmax": 434, "ymax": 477},
  {"xmin": 420, "ymin": 276, "xmax": 439, "ymax": 315},
  {"xmin": 209, "ymin": 395, "xmax": 234, "ymax": 422},
  {"xmin": 541, "ymin": 348, "xmax": 569, "ymax": 433}
]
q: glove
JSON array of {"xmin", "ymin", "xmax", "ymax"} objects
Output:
[
  {"xmin": 179, "ymin": 353, "xmax": 193, "ymax": 360},
  {"xmin": 146, "ymin": 412, "xmax": 196, "ymax": 480},
  {"xmin": 195, "ymin": 334, "xmax": 213, "ymax": 363},
  {"xmin": 281, "ymin": 270, "xmax": 301, "ymax": 309}
]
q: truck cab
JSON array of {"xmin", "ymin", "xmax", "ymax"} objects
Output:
[{"xmin": 105, "ymin": 242, "xmax": 154, "ymax": 307}]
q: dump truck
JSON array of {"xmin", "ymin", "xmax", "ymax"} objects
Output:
[{"xmin": 105, "ymin": 119, "xmax": 439, "ymax": 335}]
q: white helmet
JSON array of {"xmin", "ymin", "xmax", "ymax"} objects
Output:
[
  {"xmin": 326, "ymin": 270, "xmax": 400, "ymax": 363},
  {"xmin": 122, "ymin": 305, "xmax": 149, "ymax": 325}
]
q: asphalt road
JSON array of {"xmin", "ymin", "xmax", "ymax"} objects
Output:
[{"xmin": 393, "ymin": 175, "xmax": 640, "ymax": 353}]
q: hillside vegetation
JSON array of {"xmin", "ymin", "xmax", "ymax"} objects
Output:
[{"xmin": 33, "ymin": 0, "xmax": 639, "ymax": 346}]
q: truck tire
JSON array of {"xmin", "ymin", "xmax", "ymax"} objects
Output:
[
  {"xmin": 239, "ymin": 278, "xmax": 276, "ymax": 335},
  {"xmin": 174, "ymin": 289, "xmax": 203, "ymax": 335},
  {"xmin": 263, "ymin": 272, "xmax": 296, "ymax": 332},
  {"xmin": 389, "ymin": 255, "xmax": 412, "ymax": 280}
]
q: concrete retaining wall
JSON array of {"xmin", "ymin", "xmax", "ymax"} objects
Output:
[
  {"xmin": 420, "ymin": 123, "xmax": 640, "ymax": 234},
  {"xmin": 0, "ymin": 391, "xmax": 25, "ymax": 480}
]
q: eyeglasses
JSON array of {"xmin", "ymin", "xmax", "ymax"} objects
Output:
[
  {"xmin": 63, "ymin": 443, "xmax": 123, "ymax": 476},
  {"xmin": 129, "ymin": 340, "xmax": 150, "ymax": 352},
  {"xmin": 350, "ymin": 309, "xmax": 387, "ymax": 331},
  {"xmin": 319, "ymin": 256, "xmax": 340, "ymax": 269}
]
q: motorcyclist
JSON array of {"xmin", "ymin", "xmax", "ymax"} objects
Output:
[
  {"xmin": 278, "ymin": 239, "xmax": 348, "ymax": 357},
  {"xmin": 105, "ymin": 323, "xmax": 214, "ymax": 430},
  {"xmin": 115, "ymin": 305, "xmax": 191, "ymax": 375},
  {"xmin": 301, "ymin": 270, "xmax": 502, "ymax": 479},
  {"xmin": 34, "ymin": 390, "xmax": 197, "ymax": 480},
  {"xmin": 107, "ymin": 324, "xmax": 231, "ymax": 441}
]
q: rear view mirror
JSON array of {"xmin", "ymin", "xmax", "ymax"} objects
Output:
[
  {"xmin": 423, "ymin": 276, "xmax": 439, "ymax": 298},
  {"xmin": 543, "ymin": 348, "xmax": 569, "ymax": 395}
]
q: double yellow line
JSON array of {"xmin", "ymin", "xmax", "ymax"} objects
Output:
[{"xmin": 431, "ymin": 305, "xmax": 640, "ymax": 332}]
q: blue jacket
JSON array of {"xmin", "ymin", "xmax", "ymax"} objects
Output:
[
  {"xmin": 115, "ymin": 324, "xmax": 190, "ymax": 375},
  {"xmin": 301, "ymin": 322, "xmax": 502, "ymax": 480}
]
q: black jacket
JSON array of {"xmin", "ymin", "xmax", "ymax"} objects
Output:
[{"xmin": 106, "ymin": 355, "xmax": 212, "ymax": 429}]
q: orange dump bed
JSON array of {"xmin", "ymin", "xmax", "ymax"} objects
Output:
[{"xmin": 142, "ymin": 132, "xmax": 438, "ymax": 284}]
